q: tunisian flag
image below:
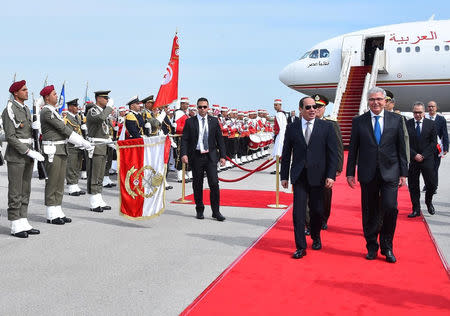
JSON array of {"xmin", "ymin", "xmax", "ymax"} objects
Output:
[
  {"xmin": 118, "ymin": 135, "xmax": 171, "ymax": 219},
  {"xmin": 154, "ymin": 33, "xmax": 179, "ymax": 108}
]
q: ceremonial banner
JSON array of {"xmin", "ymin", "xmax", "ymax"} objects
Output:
[
  {"xmin": 154, "ymin": 33, "xmax": 179, "ymax": 108},
  {"xmin": 57, "ymin": 83, "xmax": 66, "ymax": 114},
  {"xmin": 118, "ymin": 135, "xmax": 171, "ymax": 219}
]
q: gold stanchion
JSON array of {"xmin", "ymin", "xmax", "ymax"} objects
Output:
[
  {"xmin": 173, "ymin": 162, "xmax": 192, "ymax": 204},
  {"xmin": 267, "ymin": 155, "xmax": 288, "ymax": 208}
]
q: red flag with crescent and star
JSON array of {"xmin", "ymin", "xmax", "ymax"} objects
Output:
[{"xmin": 154, "ymin": 33, "xmax": 179, "ymax": 108}]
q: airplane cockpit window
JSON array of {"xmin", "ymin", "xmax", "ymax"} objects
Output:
[
  {"xmin": 397, "ymin": 47, "xmax": 402, "ymax": 53},
  {"xmin": 415, "ymin": 46, "xmax": 420, "ymax": 52},
  {"xmin": 309, "ymin": 50, "xmax": 319, "ymax": 59},
  {"xmin": 405, "ymin": 47, "xmax": 411, "ymax": 53},
  {"xmin": 320, "ymin": 49, "xmax": 330, "ymax": 58},
  {"xmin": 300, "ymin": 51, "xmax": 311, "ymax": 60},
  {"xmin": 445, "ymin": 45, "xmax": 449, "ymax": 51},
  {"xmin": 435, "ymin": 45, "xmax": 440, "ymax": 51}
]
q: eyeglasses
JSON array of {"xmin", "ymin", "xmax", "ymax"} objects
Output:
[
  {"xmin": 413, "ymin": 111, "xmax": 424, "ymax": 114},
  {"xmin": 304, "ymin": 105, "xmax": 318, "ymax": 110},
  {"xmin": 368, "ymin": 98, "xmax": 384, "ymax": 102},
  {"xmin": 197, "ymin": 106, "xmax": 208, "ymax": 109}
]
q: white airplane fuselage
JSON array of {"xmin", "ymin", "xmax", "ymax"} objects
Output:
[{"xmin": 279, "ymin": 19, "xmax": 450, "ymax": 111}]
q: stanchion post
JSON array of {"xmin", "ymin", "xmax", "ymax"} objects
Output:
[
  {"xmin": 267, "ymin": 155, "xmax": 288, "ymax": 209},
  {"xmin": 173, "ymin": 161, "xmax": 192, "ymax": 204}
]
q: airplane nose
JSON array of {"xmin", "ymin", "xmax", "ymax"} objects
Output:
[{"xmin": 279, "ymin": 62, "xmax": 296, "ymax": 87}]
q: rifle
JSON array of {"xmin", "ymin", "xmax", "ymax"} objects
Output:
[
  {"xmin": 32, "ymin": 93, "xmax": 48, "ymax": 180},
  {"xmin": 0, "ymin": 74, "xmax": 18, "ymax": 166}
]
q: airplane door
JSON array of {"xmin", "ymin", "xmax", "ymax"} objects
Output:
[{"xmin": 342, "ymin": 35, "xmax": 363, "ymax": 66}]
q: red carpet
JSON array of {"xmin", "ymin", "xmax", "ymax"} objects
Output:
[
  {"xmin": 181, "ymin": 176, "xmax": 450, "ymax": 315},
  {"xmin": 175, "ymin": 189, "xmax": 291, "ymax": 209}
]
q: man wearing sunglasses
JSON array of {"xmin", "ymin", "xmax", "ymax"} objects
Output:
[
  {"xmin": 347, "ymin": 87, "xmax": 408, "ymax": 263},
  {"xmin": 280, "ymin": 96, "xmax": 337, "ymax": 259},
  {"xmin": 180, "ymin": 98, "xmax": 227, "ymax": 221}
]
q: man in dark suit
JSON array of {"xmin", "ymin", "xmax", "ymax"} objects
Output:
[
  {"xmin": 281, "ymin": 96, "xmax": 337, "ymax": 259},
  {"xmin": 181, "ymin": 97, "xmax": 227, "ymax": 221},
  {"xmin": 287, "ymin": 110, "xmax": 299, "ymax": 125},
  {"xmin": 347, "ymin": 87, "xmax": 408, "ymax": 263},
  {"xmin": 407, "ymin": 102, "xmax": 437, "ymax": 217},
  {"xmin": 425, "ymin": 101, "xmax": 448, "ymax": 190}
]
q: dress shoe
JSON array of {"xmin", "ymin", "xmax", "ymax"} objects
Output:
[
  {"xmin": 212, "ymin": 212, "xmax": 226, "ymax": 221},
  {"xmin": 11, "ymin": 231, "xmax": 28, "ymax": 238},
  {"xmin": 104, "ymin": 184, "xmax": 114, "ymax": 188},
  {"xmin": 383, "ymin": 250, "xmax": 397, "ymax": 263},
  {"xmin": 270, "ymin": 171, "xmax": 276, "ymax": 175},
  {"xmin": 110, "ymin": 183, "xmax": 117, "ymax": 187},
  {"xmin": 62, "ymin": 217, "xmax": 72, "ymax": 223},
  {"xmin": 312, "ymin": 239, "xmax": 322, "ymax": 250},
  {"xmin": 426, "ymin": 203, "xmax": 435, "ymax": 215},
  {"xmin": 26, "ymin": 228, "xmax": 40, "ymax": 235},
  {"xmin": 305, "ymin": 227, "xmax": 311, "ymax": 236},
  {"xmin": 196, "ymin": 213, "xmax": 204, "ymax": 220},
  {"xmin": 292, "ymin": 249, "xmax": 306, "ymax": 259},
  {"xmin": 47, "ymin": 218, "xmax": 65, "ymax": 225},
  {"xmin": 408, "ymin": 210, "xmax": 421, "ymax": 218},
  {"xmin": 165, "ymin": 186, "xmax": 173, "ymax": 190},
  {"xmin": 321, "ymin": 222, "xmax": 328, "ymax": 230},
  {"xmin": 90, "ymin": 207, "xmax": 104, "ymax": 213},
  {"xmin": 366, "ymin": 250, "xmax": 377, "ymax": 260},
  {"xmin": 102, "ymin": 205, "xmax": 112, "ymax": 210},
  {"xmin": 69, "ymin": 191, "xmax": 81, "ymax": 196},
  {"xmin": 78, "ymin": 190, "xmax": 86, "ymax": 195}
]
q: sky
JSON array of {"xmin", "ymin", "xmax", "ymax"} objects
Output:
[{"xmin": 0, "ymin": 0, "xmax": 448, "ymax": 114}]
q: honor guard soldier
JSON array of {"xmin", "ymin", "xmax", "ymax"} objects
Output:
[
  {"xmin": 313, "ymin": 94, "xmax": 344, "ymax": 229},
  {"xmin": 173, "ymin": 97, "xmax": 191, "ymax": 182},
  {"xmin": 2, "ymin": 80, "xmax": 44, "ymax": 238},
  {"xmin": 141, "ymin": 95, "xmax": 154, "ymax": 136},
  {"xmin": 40, "ymin": 86, "xmax": 93, "ymax": 224},
  {"xmin": 64, "ymin": 98, "xmax": 87, "ymax": 196},
  {"xmin": 86, "ymin": 90, "xmax": 114, "ymax": 212},
  {"xmin": 125, "ymin": 96, "xmax": 145, "ymax": 139}
]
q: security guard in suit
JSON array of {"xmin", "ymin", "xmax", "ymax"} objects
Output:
[
  {"xmin": 64, "ymin": 98, "xmax": 86, "ymax": 196},
  {"xmin": 86, "ymin": 90, "xmax": 114, "ymax": 212},
  {"xmin": 2, "ymin": 80, "xmax": 44, "ymax": 238},
  {"xmin": 40, "ymin": 85, "xmax": 93, "ymax": 224},
  {"xmin": 125, "ymin": 96, "xmax": 145, "ymax": 138}
]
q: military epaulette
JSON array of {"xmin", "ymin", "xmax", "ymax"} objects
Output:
[
  {"xmin": 126, "ymin": 112, "xmax": 137, "ymax": 121},
  {"xmin": 324, "ymin": 116, "xmax": 337, "ymax": 122}
]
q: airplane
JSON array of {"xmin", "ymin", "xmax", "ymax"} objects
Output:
[{"xmin": 279, "ymin": 17, "xmax": 450, "ymax": 112}]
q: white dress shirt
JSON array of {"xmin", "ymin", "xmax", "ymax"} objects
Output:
[
  {"xmin": 196, "ymin": 114, "xmax": 209, "ymax": 152},
  {"xmin": 301, "ymin": 117, "xmax": 315, "ymax": 138},
  {"xmin": 370, "ymin": 109, "xmax": 384, "ymax": 134}
]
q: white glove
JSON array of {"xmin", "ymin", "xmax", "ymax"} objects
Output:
[
  {"xmin": 27, "ymin": 150, "xmax": 45, "ymax": 161},
  {"xmin": 80, "ymin": 124, "xmax": 87, "ymax": 131},
  {"xmin": 108, "ymin": 142, "xmax": 116, "ymax": 149},
  {"xmin": 106, "ymin": 98, "xmax": 114, "ymax": 108},
  {"xmin": 145, "ymin": 122, "xmax": 151, "ymax": 129},
  {"xmin": 113, "ymin": 125, "xmax": 119, "ymax": 131},
  {"xmin": 156, "ymin": 111, "xmax": 166, "ymax": 123},
  {"xmin": 68, "ymin": 131, "xmax": 92, "ymax": 149},
  {"xmin": 31, "ymin": 120, "xmax": 41, "ymax": 130},
  {"xmin": 81, "ymin": 139, "xmax": 94, "ymax": 151}
]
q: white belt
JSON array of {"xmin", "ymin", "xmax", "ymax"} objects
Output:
[
  {"xmin": 18, "ymin": 138, "xmax": 33, "ymax": 144},
  {"xmin": 88, "ymin": 137, "xmax": 111, "ymax": 143},
  {"xmin": 42, "ymin": 140, "xmax": 67, "ymax": 145}
]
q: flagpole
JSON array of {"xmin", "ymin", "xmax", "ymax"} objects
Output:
[
  {"xmin": 173, "ymin": 162, "xmax": 192, "ymax": 204},
  {"xmin": 267, "ymin": 155, "xmax": 287, "ymax": 209}
]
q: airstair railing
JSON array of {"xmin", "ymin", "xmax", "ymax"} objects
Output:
[
  {"xmin": 359, "ymin": 48, "xmax": 381, "ymax": 114},
  {"xmin": 331, "ymin": 51, "xmax": 352, "ymax": 120}
]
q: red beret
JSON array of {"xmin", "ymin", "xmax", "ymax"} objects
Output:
[
  {"xmin": 9, "ymin": 80, "xmax": 26, "ymax": 93},
  {"xmin": 40, "ymin": 85, "xmax": 55, "ymax": 97}
]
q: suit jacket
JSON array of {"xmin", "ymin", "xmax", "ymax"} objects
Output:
[
  {"xmin": 433, "ymin": 115, "xmax": 449, "ymax": 152},
  {"xmin": 324, "ymin": 118, "xmax": 344, "ymax": 173},
  {"xmin": 346, "ymin": 110, "xmax": 408, "ymax": 183},
  {"xmin": 180, "ymin": 115, "xmax": 226, "ymax": 163},
  {"xmin": 406, "ymin": 118, "xmax": 437, "ymax": 166},
  {"xmin": 287, "ymin": 115, "xmax": 300, "ymax": 125},
  {"xmin": 280, "ymin": 118, "xmax": 337, "ymax": 186}
]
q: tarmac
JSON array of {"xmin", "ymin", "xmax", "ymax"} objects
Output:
[{"xmin": 0, "ymin": 149, "xmax": 448, "ymax": 315}]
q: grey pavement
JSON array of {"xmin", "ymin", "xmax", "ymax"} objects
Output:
[{"xmin": 0, "ymin": 154, "xmax": 286, "ymax": 316}]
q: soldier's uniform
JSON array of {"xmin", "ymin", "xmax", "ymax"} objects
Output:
[
  {"xmin": 64, "ymin": 99, "xmax": 86, "ymax": 196},
  {"xmin": 125, "ymin": 96, "xmax": 145, "ymax": 139},
  {"xmin": 102, "ymin": 113, "xmax": 117, "ymax": 187},
  {"xmin": 86, "ymin": 90, "xmax": 114, "ymax": 212},
  {"xmin": 2, "ymin": 80, "xmax": 42, "ymax": 237},
  {"xmin": 173, "ymin": 97, "xmax": 190, "ymax": 181},
  {"xmin": 40, "ymin": 86, "xmax": 94, "ymax": 224}
]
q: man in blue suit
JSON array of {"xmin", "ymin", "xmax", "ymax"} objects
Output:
[
  {"xmin": 347, "ymin": 87, "xmax": 408, "ymax": 263},
  {"xmin": 425, "ymin": 101, "xmax": 448, "ymax": 191},
  {"xmin": 280, "ymin": 96, "xmax": 337, "ymax": 259}
]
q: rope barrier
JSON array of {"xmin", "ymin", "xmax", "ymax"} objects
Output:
[
  {"xmin": 218, "ymin": 159, "xmax": 271, "ymax": 182},
  {"xmin": 225, "ymin": 156, "xmax": 268, "ymax": 172}
]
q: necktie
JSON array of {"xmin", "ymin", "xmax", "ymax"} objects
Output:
[
  {"xmin": 416, "ymin": 121, "xmax": 421, "ymax": 138},
  {"xmin": 202, "ymin": 117, "xmax": 209, "ymax": 151},
  {"xmin": 374, "ymin": 116, "xmax": 381, "ymax": 145},
  {"xmin": 304, "ymin": 121, "xmax": 311, "ymax": 145}
]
